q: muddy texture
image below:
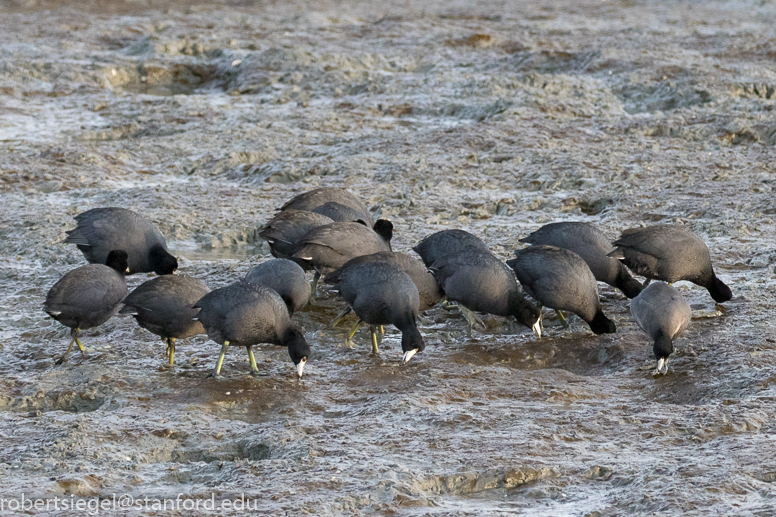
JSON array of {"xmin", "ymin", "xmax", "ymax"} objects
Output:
[{"xmin": 1, "ymin": 0, "xmax": 775, "ymax": 515}]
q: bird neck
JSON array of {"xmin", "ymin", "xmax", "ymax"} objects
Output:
[{"xmin": 653, "ymin": 331, "xmax": 674, "ymax": 360}]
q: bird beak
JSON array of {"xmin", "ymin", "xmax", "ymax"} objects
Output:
[
  {"xmin": 402, "ymin": 349, "xmax": 417, "ymax": 364},
  {"xmin": 654, "ymin": 357, "xmax": 667, "ymax": 376},
  {"xmin": 296, "ymin": 358, "xmax": 306, "ymax": 378},
  {"xmin": 125, "ymin": 267, "xmax": 130, "ymax": 273},
  {"xmin": 532, "ymin": 319, "xmax": 542, "ymax": 338}
]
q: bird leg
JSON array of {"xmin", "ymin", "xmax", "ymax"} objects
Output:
[
  {"xmin": 55, "ymin": 333, "xmax": 77, "ymax": 365},
  {"xmin": 166, "ymin": 338, "xmax": 176, "ymax": 365},
  {"xmin": 555, "ymin": 310, "xmax": 568, "ymax": 328},
  {"xmin": 74, "ymin": 329, "xmax": 87, "ymax": 357},
  {"xmin": 379, "ymin": 325, "xmax": 384, "ymax": 335},
  {"xmin": 642, "ymin": 278, "xmax": 651, "ymax": 288},
  {"xmin": 210, "ymin": 341, "xmax": 229, "ymax": 379},
  {"xmin": 370, "ymin": 326, "xmax": 380, "ymax": 355},
  {"xmin": 458, "ymin": 305, "xmax": 486, "ymax": 332},
  {"xmin": 310, "ymin": 272, "xmax": 320, "ymax": 302},
  {"xmin": 247, "ymin": 345, "xmax": 260, "ymax": 375},
  {"xmin": 331, "ymin": 306, "xmax": 352, "ymax": 327},
  {"xmin": 347, "ymin": 319, "xmax": 363, "ymax": 340}
]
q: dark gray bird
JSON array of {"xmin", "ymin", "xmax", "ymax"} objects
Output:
[
  {"xmin": 259, "ymin": 209, "xmax": 335, "ymax": 260},
  {"xmin": 312, "ymin": 201, "xmax": 372, "ymax": 226},
  {"xmin": 194, "ymin": 281, "xmax": 311, "ymax": 378},
  {"xmin": 413, "ymin": 229, "xmax": 489, "ymax": 268},
  {"xmin": 65, "ymin": 207, "xmax": 178, "ymax": 275},
  {"xmin": 325, "ymin": 251, "xmax": 443, "ymax": 342},
  {"xmin": 519, "ymin": 221, "xmax": 643, "ymax": 298},
  {"xmin": 508, "ymin": 245, "xmax": 616, "ymax": 335},
  {"xmin": 43, "ymin": 250, "xmax": 129, "ymax": 364},
  {"xmin": 331, "ymin": 261, "xmax": 425, "ymax": 363},
  {"xmin": 325, "ymin": 251, "xmax": 442, "ymax": 312},
  {"xmin": 119, "ymin": 275, "xmax": 210, "ymax": 365},
  {"xmin": 280, "ymin": 187, "xmax": 374, "ymax": 227},
  {"xmin": 630, "ymin": 282, "xmax": 692, "ymax": 375},
  {"xmin": 244, "ymin": 258, "xmax": 310, "ymax": 315},
  {"xmin": 608, "ymin": 225, "xmax": 732, "ymax": 303},
  {"xmin": 432, "ymin": 246, "xmax": 541, "ymax": 335},
  {"xmin": 291, "ymin": 220, "xmax": 393, "ymax": 296}
]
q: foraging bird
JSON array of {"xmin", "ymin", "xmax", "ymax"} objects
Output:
[
  {"xmin": 244, "ymin": 258, "xmax": 310, "ymax": 315},
  {"xmin": 413, "ymin": 229, "xmax": 489, "ymax": 268},
  {"xmin": 65, "ymin": 207, "xmax": 178, "ymax": 275},
  {"xmin": 194, "ymin": 281, "xmax": 310, "ymax": 378},
  {"xmin": 325, "ymin": 251, "xmax": 442, "ymax": 342},
  {"xmin": 519, "ymin": 221, "xmax": 643, "ymax": 298},
  {"xmin": 119, "ymin": 275, "xmax": 210, "ymax": 365},
  {"xmin": 608, "ymin": 225, "xmax": 733, "ymax": 303},
  {"xmin": 331, "ymin": 261, "xmax": 425, "ymax": 363},
  {"xmin": 630, "ymin": 282, "xmax": 691, "ymax": 375},
  {"xmin": 325, "ymin": 251, "xmax": 442, "ymax": 312},
  {"xmin": 259, "ymin": 209, "xmax": 335, "ymax": 260},
  {"xmin": 280, "ymin": 187, "xmax": 374, "ymax": 227},
  {"xmin": 431, "ymin": 246, "xmax": 541, "ymax": 335},
  {"xmin": 43, "ymin": 250, "xmax": 129, "ymax": 364},
  {"xmin": 508, "ymin": 245, "xmax": 616, "ymax": 335},
  {"xmin": 291, "ymin": 220, "xmax": 393, "ymax": 296}
]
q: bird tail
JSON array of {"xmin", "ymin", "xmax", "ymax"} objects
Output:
[{"xmin": 64, "ymin": 229, "xmax": 90, "ymax": 246}]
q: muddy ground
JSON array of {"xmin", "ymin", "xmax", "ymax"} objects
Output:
[{"xmin": 1, "ymin": 0, "xmax": 775, "ymax": 514}]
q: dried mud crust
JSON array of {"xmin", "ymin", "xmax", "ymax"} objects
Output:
[{"xmin": 0, "ymin": 0, "xmax": 775, "ymax": 515}]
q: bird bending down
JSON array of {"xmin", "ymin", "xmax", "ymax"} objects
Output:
[
  {"xmin": 630, "ymin": 282, "xmax": 692, "ymax": 375},
  {"xmin": 65, "ymin": 207, "xmax": 177, "ymax": 275},
  {"xmin": 608, "ymin": 225, "xmax": 732, "ymax": 303},
  {"xmin": 431, "ymin": 246, "xmax": 541, "ymax": 336},
  {"xmin": 508, "ymin": 245, "xmax": 616, "ymax": 335},
  {"xmin": 331, "ymin": 261, "xmax": 425, "ymax": 364},
  {"xmin": 519, "ymin": 221, "xmax": 644, "ymax": 299},
  {"xmin": 194, "ymin": 281, "xmax": 310, "ymax": 379},
  {"xmin": 119, "ymin": 275, "xmax": 210, "ymax": 365},
  {"xmin": 43, "ymin": 250, "xmax": 129, "ymax": 364}
]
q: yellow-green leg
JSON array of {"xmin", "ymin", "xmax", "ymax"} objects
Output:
[
  {"xmin": 332, "ymin": 306, "xmax": 352, "ymax": 327},
  {"xmin": 342, "ymin": 319, "xmax": 362, "ymax": 349},
  {"xmin": 370, "ymin": 326, "xmax": 379, "ymax": 355},
  {"xmin": 555, "ymin": 310, "xmax": 568, "ymax": 328},
  {"xmin": 165, "ymin": 337, "xmax": 176, "ymax": 365},
  {"xmin": 379, "ymin": 325, "xmax": 384, "ymax": 335},
  {"xmin": 75, "ymin": 338, "xmax": 86, "ymax": 355},
  {"xmin": 247, "ymin": 345, "xmax": 259, "ymax": 375},
  {"xmin": 210, "ymin": 341, "xmax": 229, "ymax": 378},
  {"xmin": 348, "ymin": 320, "xmax": 363, "ymax": 340},
  {"xmin": 458, "ymin": 305, "xmax": 485, "ymax": 331},
  {"xmin": 55, "ymin": 332, "xmax": 77, "ymax": 365}
]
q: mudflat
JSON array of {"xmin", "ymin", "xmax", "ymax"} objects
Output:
[{"xmin": 0, "ymin": 0, "xmax": 774, "ymax": 514}]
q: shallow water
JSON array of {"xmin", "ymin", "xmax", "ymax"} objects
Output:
[{"xmin": 1, "ymin": 0, "xmax": 775, "ymax": 515}]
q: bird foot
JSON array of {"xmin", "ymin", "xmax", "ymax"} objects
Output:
[
  {"xmin": 207, "ymin": 373, "xmax": 225, "ymax": 380},
  {"xmin": 55, "ymin": 355, "xmax": 68, "ymax": 366},
  {"xmin": 339, "ymin": 338, "xmax": 356, "ymax": 349}
]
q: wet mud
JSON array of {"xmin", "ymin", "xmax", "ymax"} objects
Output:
[{"xmin": 0, "ymin": 0, "xmax": 775, "ymax": 514}]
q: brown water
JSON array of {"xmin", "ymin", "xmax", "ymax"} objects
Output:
[{"xmin": 1, "ymin": 0, "xmax": 775, "ymax": 514}]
